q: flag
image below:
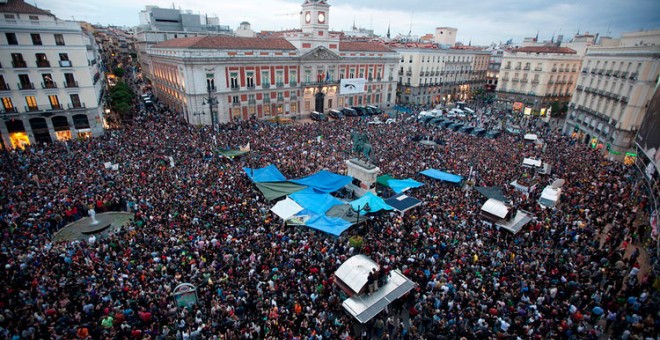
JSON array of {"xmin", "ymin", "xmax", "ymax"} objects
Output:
[
  {"xmin": 325, "ymin": 71, "xmax": 330, "ymax": 82},
  {"xmin": 240, "ymin": 142, "xmax": 251, "ymax": 152}
]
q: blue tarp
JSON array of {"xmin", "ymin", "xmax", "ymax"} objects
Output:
[
  {"xmin": 350, "ymin": 192, "xmax": 394, "ymax": 215},
  {"xmin": 387, "ymin": 179, "xmax": 424, "ymax": 194},
  {"xmin": 305, "ymin": 214, "xmax": 353, "ymax": 236},
  {"xmin": 289, "ymin": 189, "xmax": 344, "ymax": 215},
  {"xmin": 244, "ymin": 164, "xmax": 286, "ymax": 183},
  {"xmin": 291, "ymin": 170, "xmax": 352, "ymax": 193},
  {"xmin": 420, "ymin": 169, "xmax": 463, "ymax": 183}
]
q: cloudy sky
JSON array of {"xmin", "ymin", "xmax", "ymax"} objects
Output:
[{"xmin": 39, "ymin": 0, "xmax": 659, "ymax": 45}]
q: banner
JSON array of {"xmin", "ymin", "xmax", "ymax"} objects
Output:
[{"xmin": 340, "ymin": 78, "xmax": 366, "ymax": 95}]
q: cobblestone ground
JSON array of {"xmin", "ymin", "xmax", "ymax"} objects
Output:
[{"xmin": 52, "ymin": 212, "xmax": 134, "ymax": 242}]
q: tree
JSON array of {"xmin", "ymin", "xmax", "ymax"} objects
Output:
[{"xmin": 112, "ymin": 67, "xmax": 125, "ymax": 78}]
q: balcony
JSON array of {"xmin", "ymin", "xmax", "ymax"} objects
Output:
[
  {"xmin": 67, "ymin": 103, "xmax": 86, "ymax": 110},
  {"xmin": 59, "ymin": 60, "xmax": 72, "ymax": 67},
  {"xmin": 64, "ymin": 81, "xmax": 78, "ymax": 88},
  {"xmin": 501, "ymin": 77, "xmax": 509, "ymax": 81},
  {"xmin": 232, "ymin": 102, "xmax": 241, "ymax": 107},
  {"xmin": 230, "ymin": 85, "xmax": 240, "ymax": 90},
  {"xmin": 514, "ymin": 67, "xmax": 521, "ymax": 70},
  {"xmin": 25, "ymin": 105, "xmax": 40, "ymax": 112},
  {"xmin": 521, "ymin": 79, "xmax": 528, "ymax": 83},
  {"xmin": 620, "ymin": 96, "xmax": 628, "ymax": 103},
  {"xmin": 262, "ymin": 82, "xmax": 270, "ymax": 89},
  {"xmin": 582, "ymin": 68, "xmax": 588, "ymax": 73},
  {"xmin": 41, "ymin": 82, "xmax": 57, "ymax": 89},
  {"xmin": 12, "ymin": 60, "xmax": 27, "ymax": 68},
  {"xmin": 49, "ymin": 104, "xmax": 64, "ymax": 111},
  {"xmin": 248, "ymin": 99, "xmax": 257, "ymax": 105},
  {"xmin": 576, "ymin": 85, "xmax": 583, "ymax": 91},
  {"xmin": 246, "ymin": 84, "xmax": 255, "ymax": 89},
  {"xmin": 0, "ymin": 83, "xmax": 9, "ymax": 91},
  {"xmin": 289, "ymin": 81, "xmax": 297, "ymax": 86},
  {"xmin": 276, "ymin": 82, "xmax": 284, "ymax": 88},
  {"xmin": 405, "ymin": 71, "xmax": 412, "ymax": 76},
  {"xmin": 551, "ymin": 68, "xmax": 557, "ymax": 72},
  {"xmin": 531, "ymin": 79, "xmax": 539, "ymax": 84},
  {"xmin": 629, "ymin": 73, "xmax": 638, "ymax": 80},
  {"xmin": 18, "ymin": 82, "xmax": 35, "ymax": 90},
  {"xmin": 548, "ymin": 80, "xmax": 554, "ymax": 84},
  {"xmin": 36, "ymin": 60, "xmax": 50, "ymax": 68}
]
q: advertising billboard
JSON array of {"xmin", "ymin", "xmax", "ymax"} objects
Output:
[{"xmin": 340, "ymin": 78, "xmax": 366, "ymax": 95}]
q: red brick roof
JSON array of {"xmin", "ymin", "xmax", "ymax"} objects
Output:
[
  {"xmin": 153, "ymin": 36, "xmax": 297, "ymax": 50},
  {"xmin": 339, "ymin": 41, "xmax": 394, "ymax": 52},
  {"xmin": 511, "ymin": 46, "xmax": 577, "ymax": 54},
  {"xmin": 0, "ymin": 0, "xmax": 54, "ymax": 16}
]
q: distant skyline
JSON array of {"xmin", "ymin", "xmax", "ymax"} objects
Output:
[{"xmin": 38, "ymin": 0, "xmax": 659, "ymax": 45}]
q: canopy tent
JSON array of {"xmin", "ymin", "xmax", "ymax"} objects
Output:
[
  {"xmin": 475, "ymin": 186, "xmax": 507, "ymax": 202},
  {"xmin": 349, "ymin": 192, "xmax": 394, "ymax": 215},
  {"xmin": 376, "ymin": 174, "xmax": 396, "ymax": 187},
  {"xmin": 304, "ymin": 214, "xmax": 353, "ymax": 237},
  {"xmin": 420, "ymin": 169, "xmax": 463, "ymax": 183},
  {"xmin": 539, "ymin": 186, "xmax": 561, "ymax": 208},
  {"xmin": 522, "ymin": 158, "xmax": 543, "ymax": 168},
  {"xmin": 342, "ymin": 269, "xmax": 416, "ymax": 323},
  {"xmin": 270, "ymin": 197, "xmax": 303, "ymax": 220},
  {"xmin": 255, "ymin": 182, "xmax": 306, "ymax": 201},
  {"xmin": 290, "ymin": 189, "xmax": 344, "ymax": 215},
  {"xmin": 481, "ymin": 198, "xmax": 510, "ymax": 219},
  {"xmin": 291, "ymin": 170, "xmax": 352, "ymax": 193},
  {"xmin": 387, "ymin": 179, "xmax": 424, "ymax": 194},
  {"xmin": 218, "ymin": 149, "xmax": 249, "ymax": 158},
  {"xmin": 244, "ymin": 164, "xmax": 287, "ymax": 183},
  {"xmin": 384, "ymin": 194, "xmax": 423, "ymax": 214},
  {"xmin": 495, "ymin": 210, "xmax": 533, "ymax": 234}
]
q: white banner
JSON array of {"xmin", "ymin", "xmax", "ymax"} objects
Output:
[{"xmin": 340, "ymin": 78, "xmax": 366, "ymax": 95}]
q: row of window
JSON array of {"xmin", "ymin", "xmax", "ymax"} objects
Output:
[
  {"xmin": 0, "ymin": 73, "xmax": 78, "ymax": 90},
  {"xmin": 503, "ymin": 61, "xmax": 578, "ymax": 73},
  {"xmin": 9, "ymin": 52, "xmax": 72, "ymax": 68},
  {"xmin": 401, "ymin": 55, "xmax": 474, "ymax": 64},
  {"xmin": 5, "ymin": 32, "xmax": 65, "ymax": 46},
  {"xmin": 2, "ymin": 94, "xmax": 83, "ymax": 112}
]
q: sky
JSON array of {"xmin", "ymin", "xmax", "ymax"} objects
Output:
[{"xmin": 38, "ymin": 0, "xmax": 659, "ymax": 45}]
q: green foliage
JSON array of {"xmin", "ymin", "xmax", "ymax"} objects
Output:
[
  {"xmin": 349, "ymin": 235, "xmax": 364, "ymax": 249},
  {"xmin": 112, "ymin": 67, "xmax": 125, "ymax": 78},
  {"xmin": 109, "ymin": 81, "xmax": 135, "ymax": 118}
]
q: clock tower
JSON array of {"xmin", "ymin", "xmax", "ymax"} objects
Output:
[{"xmin": 300, "ymin": 0, "xmax": 329, "ymax": 35}]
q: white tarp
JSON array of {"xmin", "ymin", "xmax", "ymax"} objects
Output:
[
  {"xmin": 342, "ymin": 269, "xmax": 416, "ymax": 323},
  {"xmin": 334, "ymin": 254, "xmax": 379, "ymax": 295},
  {"xmin": 270, "ymin": 197, "xmax": 303, "ymax": 220},
  {"xmin": 522, "ymin": 158, "xmax": 542, "ymax": 168},
  {"xmin": 539, "ymin": 186, "xmax": 561, "ymax": 208},
  {"xmin": 340, "ymin": 78, "xmax": 366, "ymax": 94},
  {"xmin": 496, "ymin": 210, "xmax": 533, "ymax": 234},
  {"xmin": 481, "ymin": 198, "xmax": 509, "ymax": 219}
]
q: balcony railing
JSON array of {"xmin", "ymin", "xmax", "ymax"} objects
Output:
[
  {"xmin": 67, "ymin": 103, "xmax": 86, "ymax": 110},
  {"xmin": 2, "ymin": 107, "xmax": 17, "ymax": 113},
  {"xmin": 582, "ymin": 68, "xmax": 588, "ymax": 73},
  {"xmin": 531, "ymin": 79, "xmax": 539, "ymax": 84},
  {"xmin": 551, "ymin": 68, "xmax": 557, "ymax": 72},
  {"xmin": 262, "ymin": 83, "xmax": 270, "ymax": 89},
  {"xmin": 276, "ymin": 82, "xmax": 284, "ymax": 87},
  {"xmin": 64, "ymin": 81, "xmax": 78, "ymax": 88},
  {"xmin": 0, "ymin": 83, "xmax": 10, "ymax": 91},
  {"xmin": 36, "ymin": 60, "xmax": 50, "ymax": 68},
  {"xmin": 405, "ymin": 71, "xmax": 412, "ymax": 76},
  {"xmin": 246, "ymin": 84, "xmax": 255, "ymax": 89},
  {"xmin": 25, "ymin": 105, "xmax": 40, "ymax": 112},
  {"xmin": 289, "ymin": 81, "xmax": 297, "ymax": 86},
  {"xmin": 49, "ymin": 104, "xmax": 64, "ymax": 111},
  {"xmin": 41, "ymin": 82, "xmax": 57, "ymax": 89},
  {"xmin": 59, "ymin": 60, "xmax": 72, "ymax": 67},
  {"xmin": 12, "ymin": 60, "xmax": 27, "ymax": 68},
  {"xmin": 523, "ymin": 66, "xmax": 530, "ymax": 70},
  {"xmin": 629, "ymin": 73, "xmax": 638, "ymax": 80},
  {"xmin": 18, "ymin": 82, "xmax": 34, "ymax": 90},
  {"xmin": 232, "ymin": 102, "xmax": 241, "ymax": 107},
  {"xmin": 230, "ymin": 85, "xmax": 240, "ymax": 90}
]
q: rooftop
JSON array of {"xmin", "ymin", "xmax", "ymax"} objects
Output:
[
  {"xmin": 0, "ymin": 0, "xmax": 54, "ymax": 16},
  {"xmin": 339, "ymin": 41, "xmax": 395, "ymax": 52},
  {"xmin": 153, "ymin": 36, "xmax": 297, "ymax": 50},
  {"xmin": 511, "ymin": 46, "xmax": 577, "ymax": 54}
]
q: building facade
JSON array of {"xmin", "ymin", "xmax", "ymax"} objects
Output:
[
  {"xmin": 496, "ymin": 46, "xmax": 581, "ymax": 115},
  {"xmin": 394, "ymin": 48, "xmax": 490, "ymax": 105},
  {"xmin": 486, "ymin": 49, "xmax": 504, "ymax": 92},
  {"xmin": 147, "ymin": 0, "xmax": 398, "ymax": 124},
  {"xmin": 0, "ymin": 0, "xmax": 105, "ymax": 149},
  {"xmin": 563, "ymin": 31, "xmax": 660, "ymax": 160},
  {"xmin": 135, "ymin": 5, "xmax": 232, "ymax": 81}
]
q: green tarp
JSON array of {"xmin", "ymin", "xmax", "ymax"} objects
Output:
[
  {"xmin": 255, "ymin": 181, "xmax": 306, "ymax": 201},
  {"xmin": 376, "ymin": 174, "xmax": 396, "ymax": 187}
]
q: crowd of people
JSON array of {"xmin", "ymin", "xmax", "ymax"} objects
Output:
[{"xmin": 0, "ymin": 78, "xmax": 658, "ymax": 339}]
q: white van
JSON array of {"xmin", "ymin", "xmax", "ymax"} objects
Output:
[{"xmin": 448, "ymin": 108, "xmax": 465, "ymax": 118}]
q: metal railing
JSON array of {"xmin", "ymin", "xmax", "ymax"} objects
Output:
[
  {"xmin": 64, "ymin": 81, "xmax": 78, "ymax": 88},
  {"xmin": 262, "ymin": 83, "xmax": 270, "ymax": 89},
  {"xmin": 59, "ymin": 60, "xmax": 72, "ymax": 67},
  {"xmin": 18, "ymin": 82, "xmax": 34, "ymax": 90},
  {"xmin": 67, "ymin": 103, "xmax": 86, "ymax": 110},
  {"xmin": 0, "ymin": 83, "xmax": 10, "ymax": 91},
  {"xmin": 12, "ymin": 60, "xmax": 27, "ymax": 68},
  {"xmin": 41, "ymin": 82, "xmax": 57, "ymax": 89},
  {"xmin": 36, "ymin": 60, "xmax": 50, "ymax": 68}
]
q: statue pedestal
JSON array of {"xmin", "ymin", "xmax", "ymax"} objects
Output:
[{"xmin": 345, "ymin": 158, "xmax": 380, "ymax": 197}]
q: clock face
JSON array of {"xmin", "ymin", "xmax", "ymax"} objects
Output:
[
  {"xmin": 305, "ymin": 12, "xmax": 311, "ymax": 23},
  {"xmin": 318, "ymin": 12, "xmax": 325, "ymax": 23}
]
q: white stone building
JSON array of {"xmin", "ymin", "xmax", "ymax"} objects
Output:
[
  {"xmin": 147, "ymin": 0, "xmax": 398, "ymax": 124},
  {"xmin": 563, "ymin": 30, "xmax": 660, "ymax": 160},
  {"xmin": 0, "ymin": 0, "xmax": 105, "ymax": 149},
  {"xmin": 496, "ymin": 46, "xmax": 582, "ymax": 114}
]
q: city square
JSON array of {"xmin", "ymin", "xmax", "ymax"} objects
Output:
[{"xmin": 0, "ymin": 0, "xmax": 659, "ymax": 339}]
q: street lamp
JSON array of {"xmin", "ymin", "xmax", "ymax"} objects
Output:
[
  {"xmin": 202, "ymin": 82, "xmax": 218, "ymax": 130},
  {"xmin": 348, "ymin": 202, "xmax": 371, "ymax": 226}
]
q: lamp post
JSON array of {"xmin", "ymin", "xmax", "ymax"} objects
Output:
[
  {"xmin": 202, "ymin": 82, "xmax": 218, "ymax": 131},
  {"xmin": 350, "ymin": 202, "xmax": 371, "ymax": 227}
]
